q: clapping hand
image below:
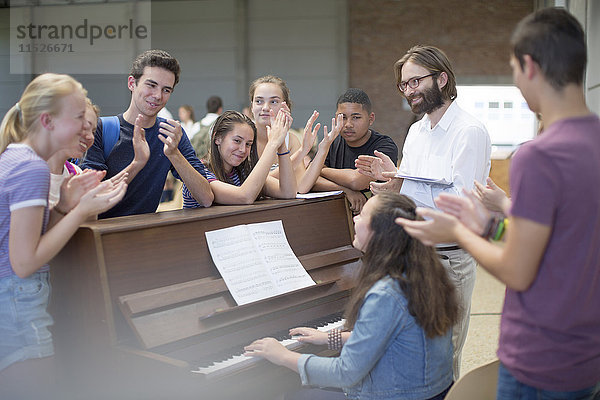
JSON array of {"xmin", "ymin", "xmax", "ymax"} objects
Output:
[
  {"xmin": 473, "ymin": 177, "xmax": 511, "ymax": 214},
  {"xmin": 77, "ymin": 180, "xmax": 127, "ymax": 217},
  {"xmin": 435, "ymin": 190, "xmax": 491, "ymax": 236},
  {"xmin": 301, "ymin": 111, "xmax": 321, "ymax": 156},
  {"xmin": 266, "ymin": 109, "xmax": 292, "ymax": 148},
  {"xmin": 133, "ymin": 114, "xmax": 150, "ymax": 166},
  {"xmin": 370, "ymin": 173, "xmax": 402, "ymax": 195},
  {"xmin": 319, "ymin": 113, "xmax": 343, "ymax": 152},
  {"xmin": 355, "ymin": 150, "xmax": 396, "ymax": 181},
  {"xmin": 395, "ymin": 207, "xmax": 460, "ymax": 247},
  {"xmin": 159, "ymin": 118, "xmax": 183, "ymax": 157},
  {"xmin": 57, "ymin": 169, "xmax": 106, "ymax": 213}
]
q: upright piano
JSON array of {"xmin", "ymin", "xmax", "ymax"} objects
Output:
[{"xmin": 50, "ymin": 195, "xmax": 361, "ymax": 399}]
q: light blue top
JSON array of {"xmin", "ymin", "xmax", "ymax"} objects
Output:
[{"xmin": 297, "ymin": 277, "xmax": 453, "ymax": 400}]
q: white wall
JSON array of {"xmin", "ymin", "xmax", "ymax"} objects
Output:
[
  {"xmin": 584, "ymin": 0, "xmax": 600, "ymax": 114},
  {"xmin": 563, "ymin": 0, "xmax": 599, "ymax": 115}
]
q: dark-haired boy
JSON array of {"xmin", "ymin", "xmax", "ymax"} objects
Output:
[
  {"xmin": 82, "ymin": 49, "xmax": 213, "ymax": 218},
  {"xmin": 313, "ymin": 88, "xmax": 398, "ymax": 213}
]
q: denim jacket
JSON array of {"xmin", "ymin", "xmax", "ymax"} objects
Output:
[{"xmin": 297, "ymin": 277, "xmax": 453, "ymax": 400}]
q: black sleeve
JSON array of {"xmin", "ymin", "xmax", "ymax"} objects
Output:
[
  {"xmin": 376, "ymin": 137, "xmax": 399, "ymax": 166},
  {"xmin": 325, "ymin": 137, "xmax": 341, "ymax": 168}
]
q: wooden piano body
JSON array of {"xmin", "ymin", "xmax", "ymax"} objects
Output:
[{"xmin": 50, "ymin": 196, "xmax": 361, "ymax": 399}]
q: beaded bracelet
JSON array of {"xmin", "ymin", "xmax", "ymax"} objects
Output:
[
  {"xmin": 483, "ymin": 215, "xmax": 508, "ymax": 241},
  {"xmin": 493, "ymin": 218, "xmax": 505, "ymax": 241},
  {"xmin": 494, "ymin": 218, "xmax": 509, "ymax": 241},
  {"xmin": 328, "ymin": 329, "xmax": 342, "ymax": 350}
]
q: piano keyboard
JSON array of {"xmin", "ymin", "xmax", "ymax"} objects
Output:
[{"xmin": 191, "ymin": 313, "xmax": 346, "ymax": 379}]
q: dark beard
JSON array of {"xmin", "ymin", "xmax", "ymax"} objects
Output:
[{"xmin": 407, "ymin": 80, "xmax": 444, "ymax": 115}]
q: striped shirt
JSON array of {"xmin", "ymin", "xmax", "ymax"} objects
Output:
[
  {"xmin": 0, "ymin": 144, "xmax": 50, "ymax": 278},
  {"xmin": 182, "ymin": 169, "xmax": 243, "ymax": 208}
]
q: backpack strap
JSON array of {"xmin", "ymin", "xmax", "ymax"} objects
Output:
[{"xmin": 100, "ymin": 116, "xmax": 120, "ymax": 160}]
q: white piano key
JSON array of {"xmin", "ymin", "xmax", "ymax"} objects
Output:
[{"xmin": 192, "ymin": 318, "xmax": 346, "ymax": 379}]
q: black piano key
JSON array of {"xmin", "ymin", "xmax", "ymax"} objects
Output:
[
  {"xmin": 273, "ymin": 329, "xmax": 289, "ymax": 341},
  {"xmin": 195, "ymin": 360, "xmax": 214, "ymax": 368}
]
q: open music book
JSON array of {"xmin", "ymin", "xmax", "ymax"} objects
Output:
[{"xmin": 205, "ymin": 220, "xmax": 315, "ymax": 305}]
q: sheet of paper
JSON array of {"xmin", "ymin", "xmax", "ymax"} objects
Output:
[
  {"xmin": 296, "ymin": 190, "xmax": 343, "ymax": 199},
  {"xmin": 205, "ymin": 220, "xmax": 315, "ymax": 305},
  {"xmin": 394, "ymin": 173, "xmax": 453, "ymax": 186}
]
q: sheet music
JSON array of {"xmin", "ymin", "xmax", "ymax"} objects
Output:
[
  {"xmin": 205, "ymin": 220, "xmax": 315, "ymax": 305},
  {"xmin": 296, "ymin": 190, "xmax": 343, "ymax": 199},
  {"xmin": 394, "ymin": 173, "xmax": 453, "ymax": 186}
]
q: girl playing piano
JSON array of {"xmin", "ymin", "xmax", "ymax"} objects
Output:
[{"xmin": 245, "ymin": 193, "xmax": 457, "ymax": 400}]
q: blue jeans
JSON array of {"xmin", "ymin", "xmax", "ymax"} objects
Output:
[
  {"xmin": 497, "ymin": 363, "xmax": 600, "ymax": 400},
  {"xmin": 0, "ymin": 272, "xmax": 54, "ymax": 371}
]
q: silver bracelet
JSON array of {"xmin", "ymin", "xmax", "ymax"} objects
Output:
[{"xmin": 328, "ymin": 328, "xmax": 342, "ymax": 350}]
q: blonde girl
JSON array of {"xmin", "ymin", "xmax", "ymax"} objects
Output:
[
  {"xmin": 46, "ymin": 98, "xmax": 99, "ymax": 207},
  {"xmin": 0, "ymin": 74, "xmax": 126, "ymax": 390}
]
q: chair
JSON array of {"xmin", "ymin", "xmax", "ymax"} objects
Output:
[{"xmin": 444, "ymin": 359, "xmax": 500, "ymax": 400}]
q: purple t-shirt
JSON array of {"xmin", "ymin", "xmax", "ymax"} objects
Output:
[
  {"xmin": 499, "ymin": 115, "xmax": 600, "ymax": 391},
  {"xmin": 0, "ymin": 144, "xmax": 50, "ymax": 278}
]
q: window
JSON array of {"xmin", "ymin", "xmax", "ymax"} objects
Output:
[{"xmin": 456, "ymin": 86, "xmax": 536, "ymax": 149}]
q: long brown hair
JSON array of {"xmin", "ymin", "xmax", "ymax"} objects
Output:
[
  {"xmin": 344, "ymin": 193, "xmax": 458, "ymax": 338},
  {"xmin": 207, "ymin": 110, "xmax": 259, "ymax": 185}
]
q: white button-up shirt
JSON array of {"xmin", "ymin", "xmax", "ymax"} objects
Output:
[{"xmin": 399, "ymin": 101, "xmax": 491, "ymax": 209}]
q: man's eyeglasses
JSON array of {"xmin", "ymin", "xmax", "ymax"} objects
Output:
[{"xmin": 398, "ymin": 73, "xmax": 437, "ymax": 92}]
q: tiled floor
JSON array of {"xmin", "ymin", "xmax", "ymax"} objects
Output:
[{"xmin": 460, "ymin": 265, "xmax": 505, "ymax": 375}]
